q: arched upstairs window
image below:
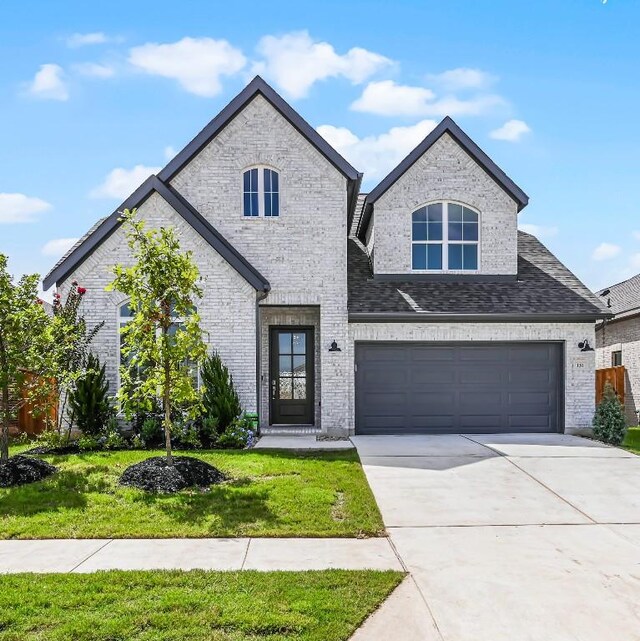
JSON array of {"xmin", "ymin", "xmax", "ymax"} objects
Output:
[
  {"xmin": 412, "ymin": 202, "xmax": 479, "ymax": 271},
  {"xmin": 243, "ymin": 167, "xmax": 280, "ymax": 217}
]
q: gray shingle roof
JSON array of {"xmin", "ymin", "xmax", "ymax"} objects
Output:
[
  {"xmin": 348, "ymin": 231, "xmax": 610, "ymax": 319},
  {"xmin": 595, "ymin": 274, "xmax": 640, "ymax": 318}
]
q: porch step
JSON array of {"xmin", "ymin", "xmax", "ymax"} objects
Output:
[{"xmin": 260, "ymin": 425, "xmax": 321, "ymax": 436}]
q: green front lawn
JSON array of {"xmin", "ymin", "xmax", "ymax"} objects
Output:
[
  {"xmin": 1, "ymin": 448, "xmax": 385, "ymax": 539},
  {"xmin": 0, "ymin": 569, "xmax": 403, "ymax": 640},
  {"xmin": 622, "ymin": 426, "xmax": 640, "ymax": 455}
]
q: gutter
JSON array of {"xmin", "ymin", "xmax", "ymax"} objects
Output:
[{"xmin": 348, "ymin": 312, "xmax": 612, "ymax": 323}]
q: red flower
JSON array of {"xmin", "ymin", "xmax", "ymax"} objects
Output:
[
  {"xmin": 36, "ymin": 299, "xmax": 43, "ymax": 305},
  {"xmin": 77, "ymin": 287, "xmax": 87, "ymax": 295}
]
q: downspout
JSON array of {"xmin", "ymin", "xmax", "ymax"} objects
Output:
[{"xmin": 255, "ymin": 287, "xmax": 270, "ymax": 436}]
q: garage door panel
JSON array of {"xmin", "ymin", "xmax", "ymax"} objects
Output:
[{"xmin": 355, "ymin": 342, "xmax": 562, "ymax": 435}]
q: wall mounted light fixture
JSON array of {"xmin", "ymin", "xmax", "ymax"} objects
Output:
[
  {"xmin": 328, "ymin": 340, "xmax": 341, "ymax": 352},
  {"xmin": 578, "ymin": 339, "xmax": 594, "ymax": 352}
]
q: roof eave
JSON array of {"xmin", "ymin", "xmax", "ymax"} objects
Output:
[{"xmin": 349, "ymin": 312, "xmax": 610, "ymax": 323}]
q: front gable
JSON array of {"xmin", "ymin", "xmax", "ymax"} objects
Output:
[{"xmin": 359, "ymin": 117, "xmax": 528, "ymax": 277}]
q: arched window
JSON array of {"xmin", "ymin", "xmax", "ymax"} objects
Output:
[
  {"xmin": 118, "ymin": 301, "xmax": 199, "ymax": 389},
  {"xmin": 243, "ymin": 167, "xmax": 280, "ymax": 217},
  {"xmin": 412, "ymin": 202, "xmax": 479, "ymax": 271}
]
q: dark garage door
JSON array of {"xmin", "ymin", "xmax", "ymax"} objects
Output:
[{"xmin": 355, "ymin": 342, "xmax": 563, "ymax": 434}]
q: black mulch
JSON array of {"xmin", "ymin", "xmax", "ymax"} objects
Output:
[
  {"xmin": 25, "ymin": 443, "xmax": 81, "ymax": 456},
  {"xmin": 119, "ymin": 456, "xmax": 227, "ymax": 493},
  {"xmin": 0, "ymin": 455, "xmax": 57, "ymax": 487}
]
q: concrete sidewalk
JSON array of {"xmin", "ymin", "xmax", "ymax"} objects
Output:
[{"xmin": 0, "ymin": 537, "xmax": 402, "ymax": 574}]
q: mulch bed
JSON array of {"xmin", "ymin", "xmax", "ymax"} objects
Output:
[
  {"xmin": 119, "ymin": 456, "xmax": 227, "ymax": 493},
  {"xmin": 0, "ymin": 455, "xmax": 57, "ymax": 488}
]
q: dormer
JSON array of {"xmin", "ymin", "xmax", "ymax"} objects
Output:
[{"xmin": 356, "ymin": 117, "xmax": 528, "ymax": 279}]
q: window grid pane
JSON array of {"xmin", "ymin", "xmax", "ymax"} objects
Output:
[
  {"xmin": 243, "ymin": 168, "xmax": 259, "ymax": 216},
  {"xmin": 264, "ymin": 168, "xmax": 280, "ymax": 217}
]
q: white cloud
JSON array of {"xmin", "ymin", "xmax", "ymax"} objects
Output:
[
  {"xmin": 490, "ymin": 119, "xmax": 531, "ymax": 142},
  {"xmin": 164, "ymin": 146, "xmax": 176, "ymax": 161},
  {"xmin": 0, "ymin": 193, "xmax": 52, "ymax": 223},
  {"xmin": 73, "ymin": 62, "xmax": 115, "ymax": 78},
  {"xmin": 42, "ymin": 237, "xmax": 79, "ymax": 257},
  {"xmin": 518, "ymin": 223, "xmax": 558, "ymax": 238},
  {"xmin": 254, "ymin": 31, "xmax": 392, "ymax": 99},
  {"xmin": 351, "ymin": 80, "xmax": 435, "ymax": 116},
  {"xmin": 66, "ymin": 32, "xmax": 109, "ymax": 48},
  {"xmin": 90, "ymin": 165, "xmax": 161, "ymax": 200},
  {"xmin": 428, "ymin": 68, "xmax": 496, "ymax": 90},
  {"xmin": 128, "ymin": 37, "xmax": 246, "ymax": 97},
  {"xmin": 27, "ymin": 64, "xmax": 68, "ymax": 101},
  {"xmin": 351, "ymin": 80, "xmax": 505, "ymax": 117},
  {"xmin": 592, "ymin": 242, "xmax": 622, "ymax": 261},
  {"xmin": 317, "ymin": 119, "xmax": 437, "ymax": 180}
]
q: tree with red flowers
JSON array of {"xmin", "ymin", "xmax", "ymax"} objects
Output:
[
  {"xmin": 0, "ymin": 254, "xmax": 50, "ymax": 462},
  {"xmin": 47, "ymin": 282, "xmax": 104, "ymax": 436}
]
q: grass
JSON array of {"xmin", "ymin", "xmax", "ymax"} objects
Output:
[
  {"xmin": 0, "ymin": 569, "xmax": 403, "ymax": 640},
  {"xmin": 622, "ymin": 426, "xmax": 640, "ymax": 455},
  {"xmin": 0, "ymin": 448, "xmax": 385, "ymax": 539}
]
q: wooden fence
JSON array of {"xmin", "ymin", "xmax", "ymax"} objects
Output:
[
  {"xmin": 596, "ymin": 366, "xmax": 625, "ymax": 406},
  {"xmin": 8, "ymin": 372, "xmax": 57, "ymax": 436}
]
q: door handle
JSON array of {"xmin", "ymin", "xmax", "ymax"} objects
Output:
[{"xmin": 271, "ymin": 379, "xmax": 277, "ymax": 399}]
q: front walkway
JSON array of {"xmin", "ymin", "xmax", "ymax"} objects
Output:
[
  {"xmin": 352, "ymin": 433, "xmax": 640, "ymax": 641},
  {"xmin": 0, "ymin": 536, "xmax": 402, "ymax": 573}
]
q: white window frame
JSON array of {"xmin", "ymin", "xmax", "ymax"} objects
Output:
[
  {"xmin": 242, "ymin": 165, "xmax": 281, "ymax": 217},
  {"xmin": 411, "ymin": 200, "xmax": 481, "ymax": 272},
  {"xmin": 117, "ymin": 301, "xmax": 200, "ymax": 391}
]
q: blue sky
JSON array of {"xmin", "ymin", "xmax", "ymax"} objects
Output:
[{"xmin": 1, "ymin": 0, "xmax": 638, "ymax": 296}]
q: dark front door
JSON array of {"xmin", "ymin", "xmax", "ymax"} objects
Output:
[{"xmin": 270, "ymin": 328, "xmax": 314, "ymax": 425}]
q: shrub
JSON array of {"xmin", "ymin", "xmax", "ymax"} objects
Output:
[
  {"xmin": 68, "ymin": 353, "xmax": 113, "ymax": 436},
  {"xmin": 201, "ymin": 352, "xmax": 241, "ymax": 434},
  {"xmin": 140, "ymin": 416, "xmax": 163, "ymax": 448},
  {"xmin": 216, "ymin": 415, "xmax": 256, "ymax": 449},
  {"xmin": 593, "ymin": 382, "xmax": 627, "ymax": 445}
]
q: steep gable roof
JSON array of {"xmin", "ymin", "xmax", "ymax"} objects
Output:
[
  {"xmin": 159, "ymin": 75, "xmax": 363, "ymax": 223},
  {"xmin": 357, "ymin": 116, "xmax": 529, "ymax": 242},
  {"xmin": 42, "ymin": 176, "xmax": 270, "ymax": 292},
  {"xmin": 595, "ymin": 273, "xmax": 640, "ymax": 318}
]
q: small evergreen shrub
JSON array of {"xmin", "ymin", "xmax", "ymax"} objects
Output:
[
  {"xmin": 593, "ymin": 382, "xmax": 627, "ymax": 445},
  {"xmin": 68, "ymin": 353, "xmax": 113, "ymax": 436},
  {"xmin": 201, "ymin": 352, "xmax": 241, "ymax": 434}
]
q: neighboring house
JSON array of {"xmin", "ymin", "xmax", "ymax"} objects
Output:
[
  {"xmin": 595, "ymin": 275, "xmax": 640, "ymax": 425},
  {"xmin": 43, "ymin": 76, "xmax": 609, "ymax": 436}
]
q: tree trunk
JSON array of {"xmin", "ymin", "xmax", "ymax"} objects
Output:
[
  {"xmin": 1, "ymin": 383, "xmax": 9, "ymax": 463},
  {"xmin": 162, "ymin": 325, "xmax": 173, "ymax": 466}
]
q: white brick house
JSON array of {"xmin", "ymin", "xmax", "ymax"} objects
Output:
[
  {"xmin": 44, "ymin": 77, "xmax": 609, "ymax": 436},
  {"xmin": 595, "ymin": 276, "xmax": 640, "ymax": 425}
]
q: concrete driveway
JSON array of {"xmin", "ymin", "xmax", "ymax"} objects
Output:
[{"xmin": 352, "ymin": 434, "xmax": 640, "ymax": 641}]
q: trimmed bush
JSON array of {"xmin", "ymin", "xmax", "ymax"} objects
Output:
[
  {"xmin": 593, "ymin": 382, "xmax": 627, "ymax": 445},
  {"xmin": 201, "ymin": 352, "xmax": 241, "ymax": 434}
]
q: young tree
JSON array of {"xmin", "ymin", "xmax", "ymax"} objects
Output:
[
  {"xmin": 108, "ymin": 209, "xmax": 206, "ymax": 465},
  {"xmin": 0, "ymin": 254, "xmax": 50, "ymax": 462}
]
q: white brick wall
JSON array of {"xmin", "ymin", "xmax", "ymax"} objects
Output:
[
  {"xmin": 596, "ymin": 318, "xmax": 640, "ymax": 425},
  {"xmin": 347, "ymin": 322, "xmax": 596, "ymax": 435},
  {"xmin": 59, "ymin": 192, "xmax": 259, "ymax": 412},
  {"xmin": 372, "ymin": 133, "xmax": 519, "ymax": 275},
  {"xmin": 170, "ymin": 94, "xmax": 350, "ymax": 432}
]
